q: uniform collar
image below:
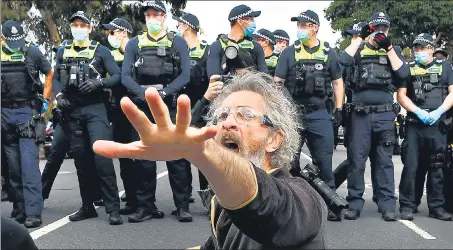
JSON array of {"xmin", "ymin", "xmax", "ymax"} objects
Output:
[{"xmin": 416, "ymin": 59, "xmax": 436, "ymax": 69}]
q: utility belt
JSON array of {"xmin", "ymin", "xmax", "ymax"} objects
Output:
[
  {"xmin": 298, "ymin": 103, "xmax": 326, "ymax": 115},
  {"xmin": 353, "ymin": 103, "xmax": 400, "ymax": 115}
]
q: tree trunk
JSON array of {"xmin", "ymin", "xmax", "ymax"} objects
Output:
[{"xmin": 40, "ymin": 7, "xmax": 61, "ymax": 47}]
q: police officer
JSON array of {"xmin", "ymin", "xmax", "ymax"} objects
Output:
[
  {"xmin": 121, "ymin": 0, "xmax": 192, "ymax": 223},
  {"xmin": 253, "ymin": 29, "xmax": 279, "ymax": 76},
  {"xmin": 339, "ymin": 12, "xmax": 410, "ymax": 221},
  {"xmin": 174, "ymin": 12, "xmax": 210, "ymax": 198},
  {"xmin": 1, "ymin": 20, "xmax": 54, "ymax": 228},
  {"xmin": 434, "ymin": 48, "xmax": 449, "ymax": 61},
  {"xmin": 207, "ymin": 4, "xmax": 267, "ymax": 78},
  {"xmin": 101, "ymin": 17, "xmax": 137, "ymax": 214},
  {"xmin": 52, "ymin": 11, "xmax": 122, "ymax": 225},
  {"xmin": 397, "ymin": 33, "xmax": 453, "ymax": 221},
  {"xmin": 333, "ymin": 22, "xmax": 379, "ymax": 207},
  {"xmin": 273, "ymin": 29, "xmax": 290, "ymax": 55},
  {"xmin": 274, "ymin": 10, "xmax": 345, "ymax": 221}
]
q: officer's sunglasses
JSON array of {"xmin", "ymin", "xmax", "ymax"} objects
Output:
[{"xmin": 212, "ymin": 106, "xmax": 274, "ymax": 127}]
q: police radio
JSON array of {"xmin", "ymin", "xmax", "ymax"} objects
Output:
[{"xmin": 69, "ymin": 66, "xmax": 78, "ymax": 88}]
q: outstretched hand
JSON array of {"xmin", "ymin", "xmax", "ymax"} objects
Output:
[{"xmin": 93, "ymin": 88, "xmax": 218, "ymax": 161}]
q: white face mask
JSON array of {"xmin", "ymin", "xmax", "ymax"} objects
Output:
[
  {"xmin": 108, "ymin": 34, "xmax": 121, "ymax": 49},
  {"xmin": 71, "ymin": 27, "xmax": 89, "ymax": 42}
]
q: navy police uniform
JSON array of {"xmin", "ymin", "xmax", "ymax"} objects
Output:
[
  {"xmin": 338, "ymin": 12, "xmax": 409, "ymax": 219},
  {"xmin": 1, "ymin": 20, "xmax": 50, "ymax": 227},
  {"xmin": 252, "ymin": 29, "xmax": 279, "ymax": 76},
  {"xmin": 206, "ymin": 4, "xmax": 267, "ymax": 78},
  {"xmin": 275, "ymin": 11, "xmax": 342, "ymax": 192},
  {"xmin": 121, "ymin": 1, "xmax": 192, "ymax": 222},
  {"xmin": 101, "ymin": 18, "xmax": 138, "ymax": 214},
  {"xmin": 52, "ymin": 12, "xmax": 122, "ymax": 224},
  {"xmin": 398, "ymin": 34, "xmax": 453, "ymax": 221}
]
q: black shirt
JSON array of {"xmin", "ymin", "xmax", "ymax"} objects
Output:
[
  {"xmin": 275, "ymin": 41, "xmax": 342, "ymax": 105},
  {"xmin": 1, "ymin": 215, "xmax": 38, "ymax": 250},
  {"xmin": 207, "ymin": 37, "xmax": 268, "ymax": 79},
  {"xmin": 202, "ymin": 165, "xmax": 327, "ymax": 250},
  {"xmin": 52, "ymin": 41, "xmax": 121, "ymax": 94},
  {"xmin": 339, "ymin": 42, "xmax": 409, "ymax": 105},
  {"xmin": 400, "ymin": 60, "xmax": 453, "ymax": 110}
]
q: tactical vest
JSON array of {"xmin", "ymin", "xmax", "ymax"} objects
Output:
[
  {"xmin": 408, "ymin": 60, "xmax": 446, "ymax": 110},
  {"xmin": 134, "ymin": 32, "xmax": 180, "ymax": 87},
  {"xmin": 111, "ymin": 49, "xmax": 124, "ymax": 68},
  {"xmin": 357, "ymin": 44, "xmax": 393, "ymax": 92},
  {"xmin": 287, "ymin": 40, "xmax": 331, "ymax": 99},
  {"xmin": 60, "ymin": 40, "xmax": 100, "ymax": 92},
  {"xmin": 189, "ymin": 41, "xmax": 208, "ymax": 86},
  {"xmin": 1, "ymin": 42, "xmax": 38, "ymax": 102},
  {"xmin": 265, "ymin": 55, "xmax": 279, "ymax": 76},
  {"xmin": 218, "ymin": 34, "xmax": 257, "ymax": 73}
]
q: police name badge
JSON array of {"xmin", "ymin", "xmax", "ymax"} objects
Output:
[{"xmin": 315, "ymin": 63, "xmax": 323, "ymax": 71}]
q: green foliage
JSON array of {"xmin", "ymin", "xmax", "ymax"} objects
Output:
[
  {"xmin": 1, "ymin": 0, "xmax": 187, "ymax": 57},
  {"xmin": 324, "ymin": 0, "xmax": 453, "ymax": 55}
]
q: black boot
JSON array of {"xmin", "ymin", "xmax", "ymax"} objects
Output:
[
  {"xmin": 109, "ymin": 211, "xmax": 123, "ymax": 225},
  {"xmin": 327, "ymin": 210, "xmax": 342, "ymax": 221},
  {"xmin": 429, "ymin": 209, "xmax": 453, "ymax": 221},
  {"xmin": 150, "ymin": 204, "xmax": 164, "ymax": 219},
  {"xmin": 69, "ymin": 205, "xmax": 98, "ymax": 222},
  {"xmin": 400, "ymin": 208, "xmax": 414, "ymax": 221},
  {"xmin": 1, "ymin": 189, "xmax": 8, "ymax": 201},
  {"xmin": 174, "ymin": 207, "xmax": 193, "ymax": 222},
  {"xmin": 12, "ymin": 203, "xmax": 26, "ymax": 224},
  {"xmin": 344, "ymin": 208, "xmax": 360, "ymax": 220},
  {"xmin": 24, "ymin": 215, "xmax": 42, "ymax": 228},
  {"xmin": 382, "ymin": 211, "xmax": 397, "ymax": 221},
  {"xmin": 120, "ymin": 204, "xmax": 137, "ymax": 215}
]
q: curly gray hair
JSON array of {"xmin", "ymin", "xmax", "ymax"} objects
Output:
[{"xmin": 205, "ymin": 71, "xmax": 301, "ymax": 169}]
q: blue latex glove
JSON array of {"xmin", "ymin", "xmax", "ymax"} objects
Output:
[
  {"xmin": 41, "ymin": 98, "xmax": 50, "ymax": 114},
  {"xmin": 413, "ymin": 107, "xmax": 431, "ymax": 124},
  {"xmin": 427, "ymin": 106, "xmax": 446, "ymax": 125}
]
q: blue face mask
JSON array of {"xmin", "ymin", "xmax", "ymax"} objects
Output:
[
  {"xmin": 297, "ymin": 29, "xmax": 310, "ymax": 42},
  {"xmin": 71, "ymin": 28, "xmax": 89, "ymax": 42},
  {"xmin": 147, "ymin": 19, "xmax": 162, "ymax": 34},
  {"xmin": 273, "ymin": 48, "xmax": 281, "ymax": 54},
  {"xmin": 243, "ymin": 22, "xmax": 256, "ymax": 37},
  {"xmin": 415, "ymin": 51, "xmax": 431, "ymax": 65}
]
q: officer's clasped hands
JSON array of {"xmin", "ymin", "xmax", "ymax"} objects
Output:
[
  {"xmin": 413, "ymin": 107, "xmax": 431, "ymax": 124},
  {"xmin": 204, "ymin": 75, "xmax": 225, "ymax": 101},
  {"xmin": 78, "ymin": 79, "xmax": 103, "ymax": 93},
  {"xmin": 427, "ymin": 107, "xmax": 447, "ymax": 125}
]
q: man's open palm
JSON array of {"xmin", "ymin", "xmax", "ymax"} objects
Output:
[{"xmin": 93, "ymin": 88, "xmax": 218, "ymax": 161}]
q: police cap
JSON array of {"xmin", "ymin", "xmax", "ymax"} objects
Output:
[{"xmin": 1, "ymin": 20, "xmax": 26, "ymax": 49}]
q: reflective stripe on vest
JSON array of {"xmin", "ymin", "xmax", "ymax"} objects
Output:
[
  {"xmin": 295, "ymin": 41, "xmax": 328, "ymax": 62},
  {"xmin": 189, "ymin": 42, "xmax": 207, "ymax": 59},
  {"xmin": 1, "ymin": 42, "xmax": 30, "ymax": 62},
  {"xmin": 111, "ymin": 49, "xmax": 124, "ymax": 62},
  {"xmin": 138, "ymin": 32, "xmax": 173, "ymax": 48},
  {"xmin": 63, "ymin": 41, "xmax": 98, "ymax": 59},
  {"xmin": 360, "ymin": 46, "xmax": 388, "ymax": 57},
  {"xmin": 410, "ymin": 63, "xmax": 443, "ymax": 76},
  {"xmin": 265, "ymin": 55, "xmax": 279, "ymax": 68}
]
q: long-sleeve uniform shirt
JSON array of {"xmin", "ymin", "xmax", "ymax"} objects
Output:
[
  {"xmin": 52, "ymin": 42, "xmax": 121, "ymax": 102},
  {"xmin": 202, "ymin": 165, "xmax": 328, "ymax": 250},
  {"xmin": 121, "ymin": 33, "xmax": 190, "ymax": 103},
  {"xmin": 338, "ymin": 42, "xmax": 409, "ymax": 105},
  {"xmin": 207, "ymin": 37, "xmax": 268, "ymax": 79}
]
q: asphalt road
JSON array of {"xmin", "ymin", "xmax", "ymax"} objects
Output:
[{"xmin": 2, "ymin": 146, "xmax": 453, "ymax": 249}]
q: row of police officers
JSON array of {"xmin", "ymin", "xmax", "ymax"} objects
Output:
[{"xmin": 2, "ymin": 1, "xmax": 452, "ymax": 229}]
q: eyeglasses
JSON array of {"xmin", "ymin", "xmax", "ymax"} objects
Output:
[{"xmin": 213, "ymin": 106, "xmax": 274, "ymax": 127}]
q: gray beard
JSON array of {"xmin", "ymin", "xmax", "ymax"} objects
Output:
[{"xmin": 243, "ymin": 150, "xmax": 266, "ymax": 169}]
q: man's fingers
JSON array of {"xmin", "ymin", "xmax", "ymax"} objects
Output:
[
  {"xmin": 193, "ymin": 125, "xmax": 218, "ymax": 143},
  {"xmin": 93, "ymin": 140, "xmax": 140, "ymax": 159},
  {"xmin": 120, "ymin": 97, "xmax": 155, "ymax": 140},
  {"xmin": 145, "ymin": 88, "xmax": 172, "ymax": 129},
  {"xmin": 175, "ymin": 95, "xmax": 192, "ymax": 133}
]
